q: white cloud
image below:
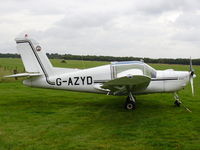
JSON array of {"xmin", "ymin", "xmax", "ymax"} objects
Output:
[{"xmin": 0, "ymin": 0, "xmax": 200, "ymax": 58}]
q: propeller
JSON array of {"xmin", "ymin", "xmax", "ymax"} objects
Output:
[{"xmin": 189, "ymin": 57, "xmax": 196, "ymax": 96}]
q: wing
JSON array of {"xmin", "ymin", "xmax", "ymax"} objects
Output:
[{"xmin": 101, "ymin": 75, "xmax": 151, "ymax": 95}]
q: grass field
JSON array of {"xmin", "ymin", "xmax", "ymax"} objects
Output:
[{"xmin": 0, "ymin": 58, "xmax": 200, "ymax": 150}]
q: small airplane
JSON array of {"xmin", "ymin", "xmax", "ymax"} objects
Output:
[{"xmin": 5, "ymin": 36, "xmax": 196, "ymax": 110}]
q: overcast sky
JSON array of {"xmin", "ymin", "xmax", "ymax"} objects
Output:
[{"xmin": 0, "ymin": 0, "xmax": 200, "ymax": 58}]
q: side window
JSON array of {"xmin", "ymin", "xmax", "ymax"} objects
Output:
[
  {"xmin": 114, "ymin": 64, "xmax": 145, "ymax": 76},
  {"xmin": 111, "ymin": 62, "xmax": 156, "ymax": 78}
]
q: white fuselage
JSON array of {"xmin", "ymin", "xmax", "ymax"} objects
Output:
[{"xmin": 23, "ymin": 64, "xmax": 190, "ymax": 95}]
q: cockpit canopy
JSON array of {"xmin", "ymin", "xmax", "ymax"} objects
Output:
[{"xmin": 111, "ymin": 61, "xmax": 157, "ymax": 78}]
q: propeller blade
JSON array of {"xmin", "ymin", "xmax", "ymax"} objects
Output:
[
  {"xmin": 189, "ymin": 57, "xmax": 195, "ymax": 96},
  {"xmin": 190, "ymin": 76, "xmax": 194, "ymax": 96},
  {"xmin": 189, "ymin": 57, "xmax": 194, "ymax": 73},
  {"xmin": 189, "ymin": 57, "xmax": 192, "ymax": 72}
]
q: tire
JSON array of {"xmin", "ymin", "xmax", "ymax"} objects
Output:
[
  {"xmin": 125, "ymin": 101, "xmax": 136, "ymax": 110},
  {"xmin": 174, "ymin": 100, "xmax": 181, "ymax": 107}
]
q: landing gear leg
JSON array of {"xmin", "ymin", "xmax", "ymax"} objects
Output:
[
  {"xmin": 174, "ymin": 92, "xmax": 182, "ymax": 107},
  {"xmin": 125, "ymin": 92, "xmax": 136, "ymax": 110}
]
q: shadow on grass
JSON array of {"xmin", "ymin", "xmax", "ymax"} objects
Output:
[{"xmin": 0, "ymin": 93, "xmax": 178, "ymax": 116}]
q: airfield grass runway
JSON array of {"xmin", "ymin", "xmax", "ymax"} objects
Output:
[{"xmin": 0, "ymin": 58, "xmax": 200, "ymax": 150}]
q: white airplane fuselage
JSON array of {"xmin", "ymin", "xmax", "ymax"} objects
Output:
[{"xmin": 23, "ymin": 64, "xmax": 190, "ymax": 95}]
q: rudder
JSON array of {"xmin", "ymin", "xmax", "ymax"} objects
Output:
[{"xmin": 16, "ymin": 37, "xmax": 55, "ymax": 85}]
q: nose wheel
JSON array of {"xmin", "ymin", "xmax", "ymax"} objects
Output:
[
  {"xmin": 125, "ymin": 92, "xmax": 136, "ymax": 110},
  {"xmin": 174, "ymin": 92, "xmax": 182, "ymax": 107}
]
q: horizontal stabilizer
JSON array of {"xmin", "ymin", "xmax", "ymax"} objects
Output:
[{"xmin": 4, "ymin": 73, "xmax": 42, "ymax": 78}]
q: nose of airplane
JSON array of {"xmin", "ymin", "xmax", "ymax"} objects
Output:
[
  {"xmin": 178, "ymin": 71, "xmax": 190, "ymax": 79},
  {"xmin": 176, "ymin": 71, "xmax": 190, "ymax": 85}
]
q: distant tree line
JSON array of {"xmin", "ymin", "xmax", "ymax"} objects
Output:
[
  {"xmin": 0, "ymin": 53, "xmax": 20, "ymax": 58},
  {"xmin": 1, "ymin": 53, "xmax": 200, "ymax": 65}
]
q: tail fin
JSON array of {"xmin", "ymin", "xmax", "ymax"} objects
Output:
[{"xmin": 15, "ymin": 37, "xmax": 55, "ymax": 85}]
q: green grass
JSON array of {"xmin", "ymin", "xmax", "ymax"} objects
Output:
[{"xmin": 0, "ymin": 58, "xmax": 200, "ymax": 150}]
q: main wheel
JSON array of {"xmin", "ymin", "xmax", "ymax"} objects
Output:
[
  {"xmin": 125, "ymin": 94, "xmax": 136, "ymax": 110},
  {"xmin": 125, "ymin": 102, "xmax": 135, "ymax": 110},
  {"xmin": 125, "ymin": 101, "xmax": 136, "ymax": 110},
  {"xmin": 174, "ymin": 100, "xmax": 181, "ymax": 107}
]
